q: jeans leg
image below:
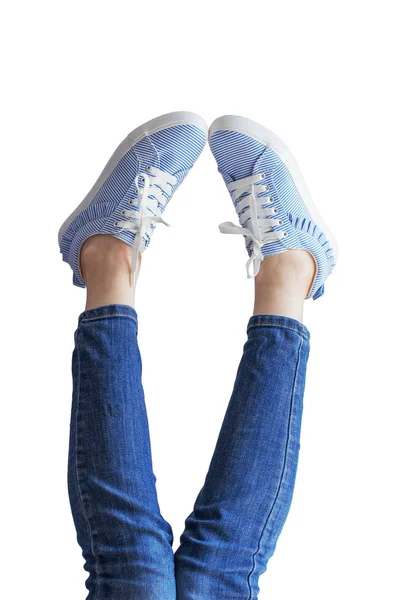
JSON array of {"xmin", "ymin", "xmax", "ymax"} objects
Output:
[
  {"xmin": 68, "ymin": 304, "xmax": 176, "ymax": 599},
  {"xmin": 174, "ymin": 315, "xmax": 310, "ymax": 599}
]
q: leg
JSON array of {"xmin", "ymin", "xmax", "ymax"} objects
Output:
[
  {"xmin": 174, "ymin": 251, "xmax": 314, "ymax": 599},
  {"xmin": 60, "ymin": 113, "xmax": 208, "ymax": 599},
  {"xmin": 68, "ymin": 235, "xmax": 176, "ymax": 599}
]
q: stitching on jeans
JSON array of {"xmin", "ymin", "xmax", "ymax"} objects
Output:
[
  {"xmin": 74, "ymin": 328, "xmax": 99, "ymax": 599},
  {"xmin": 247, "ymin": 322, "xmax": 309, "ymax": 339},
  {"xmin": 80, "ymin": 313, "xmax": 137, "ymax": 324},
  {"xmin": 246, "ymin": 336, "xmax": 304, "ymax": 599}
]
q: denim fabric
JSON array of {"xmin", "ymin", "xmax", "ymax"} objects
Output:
[
  {"xmin": 68, "ymin": 305, "xmax": 176, "ymax": 599},
  {"xmin": 68, "ymin": 304, "xmax": 310, "ymax": 599}
]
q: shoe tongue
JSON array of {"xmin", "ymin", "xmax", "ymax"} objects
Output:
[
  {"xmin": 133, "ymin": 135, "xmax": 178, "ymax": 175},
  {"xmin": 209, "ymin": 129, "xmax": 267, "ymax": 182},
  {"xmin": 134, "ymin": 137, "xmax": 160, "ymax": 170}
]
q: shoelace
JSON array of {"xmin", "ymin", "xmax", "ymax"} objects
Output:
[
  {"xmin": 219, "ymin": 173, "xmax": 287, "ymax": 277},
  {"xmin": 114, "ymin": 166, "xmax": 177, "ymax": 282}
]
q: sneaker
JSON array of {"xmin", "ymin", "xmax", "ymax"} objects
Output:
[
  {"xmin": 209, "ymin": 115, "xmax": 338, "ymax": 299},
  {"xmin": 59, "ymin": 111, "xmax": 208, "ymax": 287}
]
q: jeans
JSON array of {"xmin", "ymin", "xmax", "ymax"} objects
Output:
[{"xmin": 68, "ymin": 303, "xmax": 310, "ymax": 599}]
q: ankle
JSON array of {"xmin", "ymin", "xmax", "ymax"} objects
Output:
[
  {"xmin": 253, "ymin": 249, "xmax": 316, "ymax": 322},
  {"xmin": 80, "ymin": 235, "xmax": 131, "ymax": 282},
  {"xmin": 256, "ymin": 249, "xmax": 315, "ymax": 297},
  {"xmin": 80, "ymin": 235, "xmax": 140, "ymax": 310}
]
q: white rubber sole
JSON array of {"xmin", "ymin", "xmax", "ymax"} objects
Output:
[
  {"xmin": 209, "ymin": 115, "xmax": 339, "ymax": 262},
  {"xmin": 58, "ymin": 111, "xmax": 208, "ymax": 245}
]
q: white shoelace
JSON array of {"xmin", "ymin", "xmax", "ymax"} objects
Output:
[
  {"xmin": 114, "ymin": 166, "xmax": 177, "ymax": 282},
  {"xmin": 219, "ymin": 173, "xmax": 287, "ymax": 277}
]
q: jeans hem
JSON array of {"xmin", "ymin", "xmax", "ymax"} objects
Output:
[
  {"xmin": 247, "ymin": 314, "xmax": 310, "ymax": 341},
  {"xmin": 78, "ymin": 303, "xmax": 138, "ymax": 324}
]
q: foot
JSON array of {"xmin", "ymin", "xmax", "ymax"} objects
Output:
[
  {"xmin": 209, "ymin": 115, "xmax": 338, "ymax": 300},
  {"xmin": 59, "ymin": 111, "xmax": 208, "ymax": 288}
]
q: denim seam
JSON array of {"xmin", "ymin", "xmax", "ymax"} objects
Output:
[
  {"xmin": 247, "ymin": 322, "xmax": 309, "ymax": 341},
  {"xmin": 80, "ymin": 313, "xmax": 137, "ymax": 325},
  {"xmin": 74, "ymin": 328, "xmax": 99, "ymax": 599},
  {"xmin": 246, "ymin": 335, "xmax": 304, "ymax": 599}
]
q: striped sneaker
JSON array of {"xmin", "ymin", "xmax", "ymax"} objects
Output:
[
  {"xmin": 59, "ymin": 111, "xmax": 207, "ymax": 287},
  {"xmin": 209, "ymin": 115, "xmax": 338, "ymax": 299}
]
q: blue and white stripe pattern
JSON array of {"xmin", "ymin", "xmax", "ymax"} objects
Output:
[
  {"xmin": 209, "ymin": 125, "xmax": 337, "ymax": 299},
  {"xmin": 60, "ymin": 119, "xmax": 207, "ymax": 287}
]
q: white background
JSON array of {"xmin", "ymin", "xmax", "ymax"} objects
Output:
[{"xmin": 1, "ymin": 1, "xmax": 399, "ymax": 598}]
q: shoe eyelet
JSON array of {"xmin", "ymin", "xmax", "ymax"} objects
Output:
[
  {"xmin": 114, "ymin": 221, "xmax": 119, "ymax": 227},
  {"xmin": 145, "ymin": 166, "xmax": 151, "ymax": 172},
  {"xmin": 128, "ymin": 199, "xmax": 133, "ymax": 205},
  {"xmin": 121, "ymin": 210, "xmax": 125, "ymax": 215},
  {"xmin": 265, "ymin": 185, "xmax": 269, "ymax": 192},
  {"xmin": 261, "ymin": 172, "xmax": 266, "ymax": 178},
  {"xmin": 283, "ymin": 231, "xmax": 288, "ymax": 237},
  {"xmin": 278, "ymin": 220, "xmax": 283, "ymax": 226},
  {"xmin": 133, "ymin": 188, "xmax": 138, "ymax": 195},
  {"xmin": 273, "ymin": 208, "xmax": 278, "ymax": 214},
  {"xmin": 268, "ymin": 197, "xmax": 274, "ymax": 204}
]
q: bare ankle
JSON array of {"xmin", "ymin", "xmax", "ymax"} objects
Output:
[
  {"xmin": 80, "ymin": 235, "xmax": 140, "ymax": 311},
  {"xmin": 256, "ymin": 250, "xmax": 315, "ymax": 295},
  {"xmin": 253, "ymin": 249, "xmax": 316, "ymax": 322},
  {"xmin": 80, "ymin": 235, "xmax": 131, "ymax": 280}
]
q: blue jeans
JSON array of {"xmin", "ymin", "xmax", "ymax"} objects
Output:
[{"xmin": 68, "ymin": 303, "xmax": 310, "ymax": 599}]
